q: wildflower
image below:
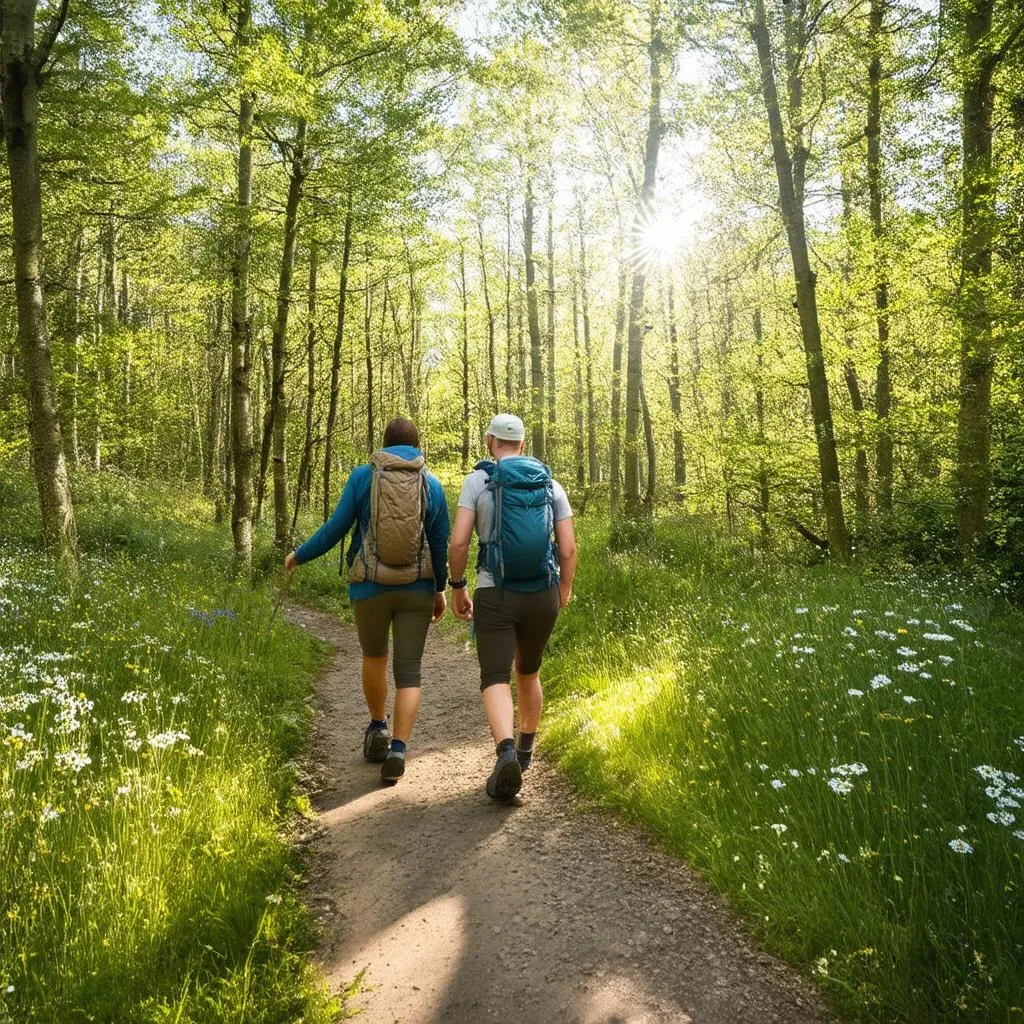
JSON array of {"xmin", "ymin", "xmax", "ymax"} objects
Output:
[
  {"xmin": 903, "ymin": 695, "xmax": 918, "ymax": 704},
  {"xmin": 795, "ymin": 607, "xmax": 809, "ymax": 614},
  {"xmin": 832, "ymin": 762, "xmax": 868, "ymax": 777},
  {"xmin": 986, "ymin": 811, "xmax": 1015, "ymax": 827},
  {"xmin": 837, "ymin": 852, "xmax": 851, "ymax": 863},
  {"xmin": 923, "ymin": 633, "xmax": 955, "ymax": 642},
  {"xmin": 828, "ymin": 778, "xmax": 854, "ymax": 796},
  {"xmin": 788, "ymin": 768, "xmax": 801, "ymax": 777},
  {"xmin": 871, "ymin": 673, "xmax": 892, "ymax": 689},
  {"xmin": 40, "ymin": 805, "xmax": 59, "ymax": 823},
  {"xmin": 851, "ymin": 609, "xmax": 867, "ymax": 616},
  {"xmin": 770, "ymin": 823, "xmax": 787, "ymax": 834},
  {"xmin": 1013, "ymin": 830, "xmax": 1024, "ymax": 841},
  {"xmin": 946, "ymin": 602, "xmax": 964, "ymax": 612},
  {"xmin": 948, "ymin": 839, "xmax": 973, "ymax": 854},
  {"xmin": 147, "ymin": 730, "xmax": 190, "ymax": 750},
  {"xmin": 896, "ymin": 646, "xmax": 917, "ymax": 657},
  {"xmin": 875, "ymin": 630, "xmax": 897, "ymax": 640},
  {"xmin": 847, "ymin": 688, "xmax": 865, "ymax": 697},
  {"xmin": 121, "ymin": 690, "xmax": 149, "ymax": 704},
  {"xmin": 54, "ymin": 750, "xmax": 92, "ymax": 773},
  {"xmin": 907, "ymin": 618, "xmax": 921, "ymax": 625},
  {"xmin": 896, "ymin": 662, "xmax": 921, "ymax": 674},
  {"xmin": 770, "ymin": 779, "xmax": 786, "ymax": 790},
  {"xmin": 265, "ymin": 893, "xmax": 283, "ymax": 904},
  {"xmin": 1014, "ymin": 738, "xmax": 1024, "ymax": 752},
  {"xmin": 842, "ymin": 626, "xmax": 858, "ymax": 637},
  {"xmin": 949, "ymin": 619, "xmax": 976, "ymax": 633}
]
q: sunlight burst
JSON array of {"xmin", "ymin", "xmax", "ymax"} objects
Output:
[{"xmin": 629, "ymin": 208, "xmax": 683, "ymax": 268}]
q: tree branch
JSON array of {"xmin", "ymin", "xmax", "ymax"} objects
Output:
[{"xmin": 35, "ymin": 0, "xmax": 70, "ymax": 78}]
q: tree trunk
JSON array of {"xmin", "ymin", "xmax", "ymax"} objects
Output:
[
  {"xmin": 229, "ymin": 0, "xmax": 255, "ymax": 570},
  {"xmin": 622, "ymin": 18, "xmax": 664, "ymax": 522},
  {"xmin": 524, "ymin": 178, "xmax": 545, "ymax": 459},
  {"xmin": 505, "ymin": 196, "xmax": 514, "ymax": 407},
  {"xmin": 666, "ymin": 275, "xmax": 686, "ymax": 498},
  {"xmin": 68, "ymin": 225, "xmax": 83, "ymax": 467},
  {"xmin": 460, "ymin": 240, "xmax": 470, "ymax": 470},
  {"xmin": 294, "ymin": 238, "xmax": 317, "ymax": 531},
  {"xmin": 749, "ymin": 0, "xmax": 850, "ymax": 560},
  {"xmin": 753, "ymin": 305, "xmax": 770, "ymax": 544},
  {"xmin": 269, "ymin": 118, "xmax": 307, "ymax": 550},
  {"xmin": 571, "ymin": 276, "xmax": 585, "ymax": 487},
  {"xmin": 867, "ymin": 0, "xmax": 893, "ymax": 514},
  {"xmin": 205, "ymin": 293, "xmax": 226, "ymax": 503},
  {"xmin": 545, "ymin": 203, "xmax": 556, "ymax": 463},
  {"xmin": 478, "ymin": 217, "xmax": 498, "ymax": 414},
  {"xmin": 364, "ymin": 245, "xmax": 374, "ymax": 454},
  {"xmin": 0, "ymin": 0, "xmax": 77, "ymax": 558},
  {"xmin": 609, "ymin": 262, "xmax": 626, "ymax": 514},
  {"xmin": 577, "ymin": 207, "xmax": 599, "ymax": 484},
  {"xmin": 954, "ymin": 1, "xmax": 1020, "ymax": 549},
  {"xmin": 323, "ymin": 194, "xmax": 353, "ymax": 520}
]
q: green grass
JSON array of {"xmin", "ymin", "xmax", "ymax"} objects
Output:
[
  {"xmin": 0, "ymin": 469, "xmax": 341, "ymax": 1023},
  {"xmin": 543, "ymin": 515, "xmax": 1024, "ymax": 1023}
]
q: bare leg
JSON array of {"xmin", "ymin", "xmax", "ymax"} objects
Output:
[
  {"xmin": 515, "ymin": 669, "xmax": 543, "ymax": 734},
  {"xmin": 481, "ymin": 683, "xmax": 515, "ymax": 745},
  {"xmin": 362, "ymin": 655, "xmax": 389, "ymax": 722},
  {"xmin": 391, "ymin": 687, "xmax": 421, "ymax": 744}
]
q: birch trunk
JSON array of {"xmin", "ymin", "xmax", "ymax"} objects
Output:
[{"xmin": 324, "ymin": 196, "xmax": 352, "ymax": 519}]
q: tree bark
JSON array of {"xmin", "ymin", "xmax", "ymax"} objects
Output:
[
  {"xmin": 867, "ymin": 0, "xmax": 893, "ymax": 514},
  {"xmin": 749, "ymin": 0, "xmax": 850, "ymax": 560},
  {"xmin": 0, "ymin": 0, "xmax": 77, "ymax": 558},
  {"xmin": 505, "ymin": 196, "xmax": 514, "ymax": 407},
  {"xmin": 577, "ymin": 207, "xmax": 599, "ymax": 484},
  {"xmin": 230, "ymin": 0, "xmax": 255, "ymax": 570},
  {"xmin": 323, "ymin": 194, "xmax": 353, "ymax": 520},
  {"xmin": 954, "ymin": 2, "xmax": 1021, "ymax": 549},
  {"xmin": 571, "ymin": 276, "xmax": 585, "ymax": 487},
  {"xmin": 666, "ymin": 275, "xmax": 686, "ymax": 497},
  {"xmin": 294, "ymin": 238, "xmax": 317, "ymax": 531},
  {"xmin": 460, "ymin": 240, "xmax": 470, "ymax": 470},
  {"xmin": 477, "ymin": 217, "xmax": 498, "ymax": 414},
  {"xmin": 67, "ymin": 225, "xmax": 83, "ymax": 468},
  {"xmin": 622, "ymin": 16, "xmax": 664, "ymax": 522},
  {"xmin": 609, "ymin": 262, "xmax": 626, "ymax": 514},
  {"xmin": 268, "ymin": 118, "xmax": 307, "ymax": 549},
  {"xmin": 364, "ymin": 244, "xmax": 373, "ymax": 454},
  {"xmin": 524, "ymin": 177, "xmax": 545, "ymax": 459},
  {"xmin": 545, "ymin": 203, "xmax": 556, "ymax": 463},
  {"xmin": 753, "ymin": 305, "xmax": 770, "ymax": 544}
]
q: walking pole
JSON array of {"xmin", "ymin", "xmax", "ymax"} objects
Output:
[{"xmin": 269, "ymin": 568, "xmax": 293, "ymax": 624}]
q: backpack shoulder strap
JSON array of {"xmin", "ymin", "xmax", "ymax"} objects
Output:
[{"xmin": 474, "ymin": 459, "xmax": 496, "ymax": 476}]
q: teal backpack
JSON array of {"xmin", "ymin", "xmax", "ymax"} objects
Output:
[{"xmin": 475, "ymin": 455, "xmax": 558, "ymax": 591}]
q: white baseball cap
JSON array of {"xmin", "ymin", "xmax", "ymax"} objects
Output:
[{"xmin": 486, "ymin": 413, "xmax": 526, "ymax": 441}]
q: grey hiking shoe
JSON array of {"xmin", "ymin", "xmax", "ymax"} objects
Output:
[
  {"xmin": 363, "ymin": 723, "xmax": 390, "ymax": 763},
  {"xmin": 381, "ymin": 750, "xmax": 405, "ymax": 785},
  {"xmin": 516, "ymin": 746, "xmax": 533, "ymax": 771},
  {"xmin": 486, "ymin": 746, "xmax": 522, "ymax": 801}
]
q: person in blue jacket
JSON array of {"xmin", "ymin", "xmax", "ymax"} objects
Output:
[{"xmin": 285, "ymin": 417, "xmax": 449, "ymax": 785}]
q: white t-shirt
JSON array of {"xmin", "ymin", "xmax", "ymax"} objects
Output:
[{"xmin": 457, "ymin": 462, "xmax": 573, "ymax": 589}]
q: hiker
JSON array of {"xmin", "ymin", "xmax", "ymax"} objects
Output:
[
  {"xmin": 284, "ymin": 417, "xmax": 449, "ymax": 785},
  {"xmin": 448, "ymin": 413, "xmax": 577, "ymax": 801}
]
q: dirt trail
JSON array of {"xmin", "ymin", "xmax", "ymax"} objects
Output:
[{"xmin": 286, "ymin": 604, "xmax": 835, "ymax": 1024}]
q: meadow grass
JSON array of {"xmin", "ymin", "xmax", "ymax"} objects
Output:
[
  {"xmin": 543, "ymin": 515, "xmax": 1024, "ymax": 1023},
  {"xmin": 0, "ymin": 470, "xmax": 340, "ymax": 1023}
]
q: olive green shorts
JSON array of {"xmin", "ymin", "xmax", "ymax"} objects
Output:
[
  {"xmin": 473, "ymin": 585, "xmax": 560, "ymax": 689},
  {"xmin": 352, "ymin": 588, "xmax": 434, "ymax": 687}
]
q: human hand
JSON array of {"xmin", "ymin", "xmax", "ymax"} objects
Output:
[
  {"xmin": 432, "ymin": 591, "xmax": 447, "ymax": 622},
  {"xmin": 451, "ymin": 587, "xmax": 473, "ymax": 621},
  {"xmin": 284, "ymin": 551, "xmax": 299, "ymax": 573},
  {"xmin": 558, "ymin": 580, "xmax": 573, "ymax": 609}
]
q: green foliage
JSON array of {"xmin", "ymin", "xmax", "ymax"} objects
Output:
[
  {"xmin": 544, "ymin": 515, "xmax": 1024, "ymax": 1022},
  {"xmin": 0, "ymin": 471, "xmax": 339, "ymax": 1023}
]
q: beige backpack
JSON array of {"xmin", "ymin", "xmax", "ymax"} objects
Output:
[{"xmin": 348, "ymin": 450, "xmax": 434, "ymax": 585}]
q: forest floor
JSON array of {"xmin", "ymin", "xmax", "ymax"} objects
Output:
[{"xmin": 285, "ymin": 602, "xmax": 836, "ymax": 1024}]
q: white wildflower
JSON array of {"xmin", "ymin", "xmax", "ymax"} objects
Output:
[
  {"xmin": 770, "ymin": 779, "xmax": 786, "ymax": 790},
  {"xmin": 875, "ymin": 630, "xmax": 897, "ymax": 640},
  {"xmin": 896, "ymin": 646, "xmax": 917, "ymax": 657},
  {"xmin": 871, "ymin": 674, "xmax": 892, "ymax": 689},
  {"xmin": 986, "ymin": 811, "xmax": 1016, "ymax": 827},
  {"xmin": 923, "ymin": 633, "xmax": 955, "ymax": 642},
  {"xmin": 842, "ymin": 626, "xmax": 858, "ymax": 637},
  {"xmin": 770, "ymin": 823, "xmax": 787, "ymax": 834},
  {"xmin": 847, "ymin": 688, "xmax": 865, "ymax": 697},
  {"xmin": 948, "ymin": 839, "xmax": 973, "ymax": 854},
  {"xmin": 949, "ymin": 619, "xmax": 976, "ymax": 633},
  {"xmin": 896, "ymin": 662, "xmax": 921, "ymax": 674},
  {"xmin": 828, "ymin": 778, "xmax": 854, "ymax": 796},
  {"xmin": 795, "ymin": 607, "xmax": 809, "ymax": 614},
  {"xmin": 903, "ymin": 695, "xmax": 918, "ymax": 704}
]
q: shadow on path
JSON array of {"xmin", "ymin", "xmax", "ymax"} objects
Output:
[{"xmin": 286, "ymin": 604, "xmax": 835, "ymax": 1024}]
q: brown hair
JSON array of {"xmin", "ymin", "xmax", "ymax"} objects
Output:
[{"xmin": 383, "ymin": 416, "xmax": 419, "ymax": 448}]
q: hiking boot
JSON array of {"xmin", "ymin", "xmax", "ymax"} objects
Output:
[
  {"xmin": 363, "ymin": 723, "xmax": 390, "ymax": 763},
  {"xmin": 515, "ymin": 745, "xmax": 533, "ymax": 771},
  {"xmin": 381, "ymin": 750, "xmax": 405, "ymax": 785},
  {"xmin": 486, "ymin": 746, "xmax": 522, "ymax": 801}
]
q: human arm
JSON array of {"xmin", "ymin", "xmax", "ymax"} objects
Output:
[
  {"xmin": 425, "ymin": 477, "xmax": 450, "ymax": 593},
  {"xmin": 554, "ymin": 517, "xmax": 577, "ymax": 608},
  {"xmin": 284, "ymin": 470, "xmax": 360, "ymax": 570},
  {"xmin": 448, "ymin": 505, "xmax": 476, "ymax": 620}
]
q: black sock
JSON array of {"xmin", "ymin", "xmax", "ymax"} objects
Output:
[
  {"xmin": 496, "ymin": 737, "xmax": 515, "ymax": 755},
  {"xmin": 370, "ymin": 718, "xmax": 388, "ymax": 732},
  {"xmin": 389, "ymin": 739, "xmax": 406, "ymax": 755},
  {"xmin": 517, "ymin": 732, "xmax": 536, "ymax": 752}
]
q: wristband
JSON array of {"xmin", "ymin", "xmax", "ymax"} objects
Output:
[{"xmin": 449, "ymin": 578, "xmax": 468, "ymax": 590}]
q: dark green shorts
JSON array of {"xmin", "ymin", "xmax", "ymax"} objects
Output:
[
  {"xmin": 473, "ymin": 585, "xmax": 560, "ymax": 689},
  {"xmin": 352, "ymin": 589, "xmax": 434, "ymax": 688}
]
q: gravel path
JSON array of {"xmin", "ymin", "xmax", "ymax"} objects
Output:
[{"xmin": 286, "ymin": 604, "xmax": 836, "ymax": 1024}]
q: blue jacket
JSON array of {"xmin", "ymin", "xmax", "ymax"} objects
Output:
[{"xmin": 295, "ymin": 445, "xmax": 449, "ymax": 602}]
